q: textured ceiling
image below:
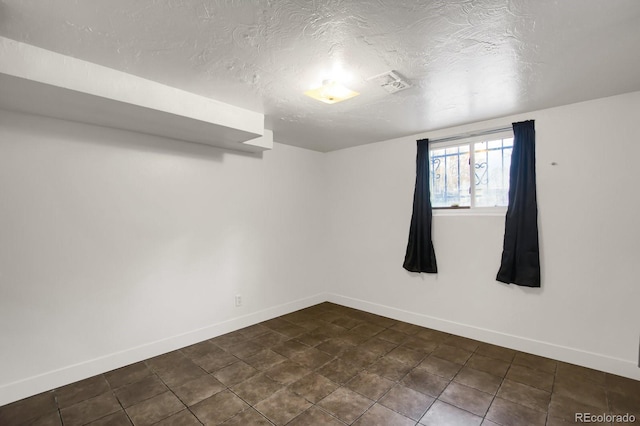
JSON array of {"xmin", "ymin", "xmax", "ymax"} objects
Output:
[{"xmin": 1, "ymin": 0, "xmax": 639, "ymax": 152}]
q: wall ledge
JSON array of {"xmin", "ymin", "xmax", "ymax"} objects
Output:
[{"xmin": 0, "ymin": 37, "xmax": 271, "ymax": 153}]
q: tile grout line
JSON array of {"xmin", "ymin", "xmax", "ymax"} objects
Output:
[
  {"xmin": 140, "ymin": 360, "xmax": 210, "ymax": 426},
  {"xmin": 219, "ymin": 321, "xmax": 338, "ymax": 425},
  {"xmin": 544, "ymin": 363, "xmax": 558, "ymax": 426},
  {"xmin": 483, "ymin": 361, "xmax": 513, "ymax": 426},
  {"xmin": 344, "ymin": 325, "xmax": 449, "ymax": 425},
  {"xmin": 436, "ymin": 338, "xmax": 491, "ymax": 424},
  {"xmin": 338, "ymin": 329, "xmax": 412, "ymax": 425}
]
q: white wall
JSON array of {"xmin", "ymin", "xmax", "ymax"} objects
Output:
[
  {"xmin": 2, "ymin": 91, "xmax": 639, "ymax": 406},
  {"xmin": 325, "ymin": 91, "xmax": 640, "ymax": 380},
  {"xmin": 0, "ymin": 110, "xmax": 327, "ymax": 405}
]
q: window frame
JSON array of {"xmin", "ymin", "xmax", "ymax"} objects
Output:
[{"xmin": 429, "ymin": 130, "xmax": 513, "ymax": 216}]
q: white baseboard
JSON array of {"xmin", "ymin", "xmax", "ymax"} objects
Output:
[
  {"xmin": 326, "ymin": 293, "xmax": 640, "ymax": 381},
  {"xmin": 0, "ymin": 293, "xmax": 328, "ymax": 406},
  {"xmin": 3, "ymin": 292, "xmax": 638, "ymax": 406}
]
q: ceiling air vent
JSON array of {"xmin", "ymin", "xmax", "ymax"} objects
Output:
[{"xmin": 368, "ymin": 70, "xmax": 412, "ymax": 94}]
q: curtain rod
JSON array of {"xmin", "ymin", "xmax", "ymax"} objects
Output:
[{"xmin": 427, "ymin": 126, "xmax": 512, "ymax": 144}]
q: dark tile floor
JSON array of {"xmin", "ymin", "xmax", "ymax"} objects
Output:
[{"xmin": 1, "ymin": 303, "xmax": 639, "ymax": 425}]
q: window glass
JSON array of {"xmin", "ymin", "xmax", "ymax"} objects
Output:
[
  {"xmin": 431, "ymin": 145, "xmax": 470, "ymax": 207},
  {"xmin": 430, "ymin": 134, "xmax": 513, "ymax": 209},
  {"xmin": 474, "ymin": 138, "xmax": 513, "ymax": 207}
]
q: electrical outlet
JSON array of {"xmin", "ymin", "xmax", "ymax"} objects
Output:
[{"xmin": 235, "ymin": 294, "xmax": 242, "ymax": 307}]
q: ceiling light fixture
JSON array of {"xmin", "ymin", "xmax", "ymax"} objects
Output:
[{"xmin": 304, "ymin": 79, "xmax": 359, "ymax": 104}]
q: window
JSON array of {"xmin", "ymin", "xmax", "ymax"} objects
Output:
[{"xmin": 430, "ymin": 132, "xmax": 513, "ymax": 209}]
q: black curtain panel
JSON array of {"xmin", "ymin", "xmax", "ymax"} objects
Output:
[
  {"xmin": 403, "ymin": 139, "xmax": 438, "ymax": 273},
  {"xmin": 496, "ymin": 120, "xmax": 541, "ymax": 287}
]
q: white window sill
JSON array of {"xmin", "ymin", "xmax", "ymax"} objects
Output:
[{"xmin": 433, "ymin": 207, "xmax": 507, "ymax": 217}]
